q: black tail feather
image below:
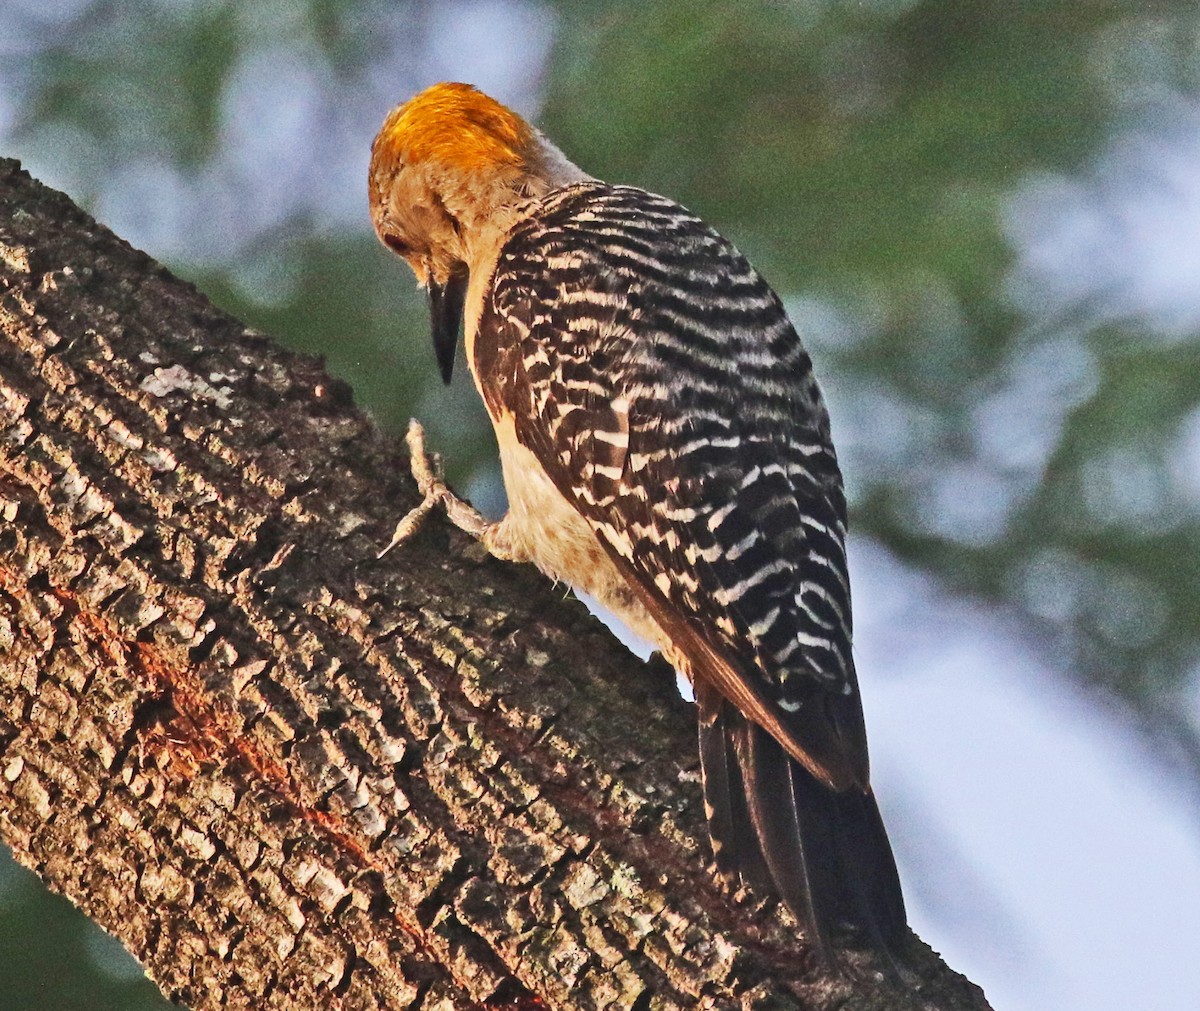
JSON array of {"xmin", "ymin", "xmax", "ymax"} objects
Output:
[
  {"xmin": 697, "ymin": 686, "xmax": 906, "ymax": 964},
  {"xmin": 697, "ymin": 692, "xmax": 773, "ymax": 888}
]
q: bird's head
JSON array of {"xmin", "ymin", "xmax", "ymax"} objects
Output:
[{"xmin": 369, "ymin": 82, "xmax": 588, "ymax": 382}]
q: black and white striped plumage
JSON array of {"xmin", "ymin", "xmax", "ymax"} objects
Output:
[{"xmin": 474, "ymin": 182, "xmax": 906, "ymax": 955}]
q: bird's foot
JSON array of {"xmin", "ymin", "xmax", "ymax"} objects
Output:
[{"xmin": 379, "ymin": 419, "xmax": 490, "ymax": 558}]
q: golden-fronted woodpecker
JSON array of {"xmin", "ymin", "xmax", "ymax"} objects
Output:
[{"xmin": 369, "ymin": 82, "xmax": 906, "ymax": 962}]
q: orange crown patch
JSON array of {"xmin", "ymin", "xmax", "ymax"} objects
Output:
[{"xmin": 373, "ymin": 82, "xmax": 533, "ymax": 172}]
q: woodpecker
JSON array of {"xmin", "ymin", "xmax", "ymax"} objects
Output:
[{"xmin": 369, "ymin": 82, "xmax": 907, "ymax": 962}]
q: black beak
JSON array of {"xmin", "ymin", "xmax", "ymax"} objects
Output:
[{"xmin": 428, "ymin": 265, "xmax": 468, "ymax": 385}]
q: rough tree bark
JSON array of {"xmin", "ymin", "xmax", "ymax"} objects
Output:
[{"xmin": 0, "ymin": 160, "xmax": 991, "ymax": 1011}]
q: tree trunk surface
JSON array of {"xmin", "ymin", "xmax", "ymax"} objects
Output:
[{"xmin": 0, "ymin": 160, "xmax": 991, "ymax": 1011}]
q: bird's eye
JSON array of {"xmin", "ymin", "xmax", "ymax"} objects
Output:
[{"xmin": 383, "ymin": 234, "xmax": 411, "ymax": 256}]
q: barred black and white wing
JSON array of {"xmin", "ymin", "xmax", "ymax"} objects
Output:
[{"xmin": 476, "ymin": 183, "xmax": 905, "ymax": 952}]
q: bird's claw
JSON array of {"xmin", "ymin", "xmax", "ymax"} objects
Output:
[{"xmin": 378, "ymin": 419, "xmax": 448, "ymax": 558}]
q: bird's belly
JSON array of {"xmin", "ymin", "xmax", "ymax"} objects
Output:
[{"xmin": 493, "ymin": 414, "xmax": 671, "ymax": 655}]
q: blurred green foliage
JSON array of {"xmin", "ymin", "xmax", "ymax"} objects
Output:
[
  {"xmin": 544, "ymin": 0, "xmax": 1200, "ymax": 712},
  {"xmin": 2, "ymin": 0, "xmax": 1199, "ymax": 1006},
  {"xmin": 0, "ymin": 847, "xmax": 165, "ymax": 1010}
]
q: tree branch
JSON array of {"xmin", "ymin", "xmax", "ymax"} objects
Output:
[{"xmin": 0, "ymin": 159, "xmax": 990, "ymax": 1010}]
